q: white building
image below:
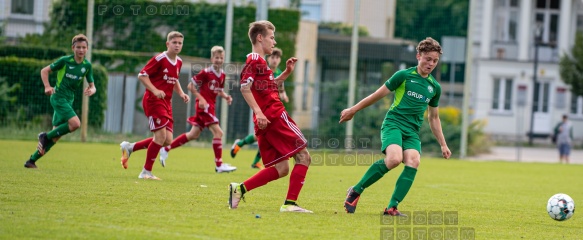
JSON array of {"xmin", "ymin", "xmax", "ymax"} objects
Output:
[
  {"xmin": 469, "ymin": 0, "xmax": 583, "ymax": 141},
  {"xmin": 299, "ymin": 0, "xmax": 396, "ymax": 39},
  {"xmin": 0, "ymin": 0, "xmax": 52, "ymax": 39}
]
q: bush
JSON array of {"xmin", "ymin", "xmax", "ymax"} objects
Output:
[
  {"xmin": 0, "ymin": 45, "xmax": 67, "ymax": 60},
  {"xmin": 0, "ymin": 56, "xmax": 108, "ymax": 128},
  {"xmin": 419, "ymin": 106, "xmax": 491, "ymax": 156}
]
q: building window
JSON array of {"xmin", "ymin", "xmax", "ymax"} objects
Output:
[
  {"xmin": 570, "ymin": 94, "xmax": 583, "ymax": 117},
  {"xmin": 300, "ymin": 3, "xmax": 321, "ymax": 22},
  {"xmin": 492, "ymin": 77, "xmax": 513, "ymax": 112},
  {"xmin": 494, "ymin": 0, "xmax": 520, "ymax": 42},
  {"xmin": 535, "ymin": 0, "xmax": 560, "ymax": 45},
  {"xmin": 11, "ymin": 0, "xmax": 34, "ymax": 15}
]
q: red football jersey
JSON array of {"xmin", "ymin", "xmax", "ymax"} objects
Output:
[
  {"xmin": 240, "ymin": 53, "xmax": 285, "ymax": 120},
  {"xmin": 139, "ymin": 51, "xmax": 183, "ymax": 102},
  {"xmin": 192, "ymin": 67, "xmax": 225, "ymax": 110}
]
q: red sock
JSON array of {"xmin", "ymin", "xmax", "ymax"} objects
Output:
[
  {"xmin": 212, "ymin": 138, "xmax": 222, "ymax": 167},
  {"xmin": 144, "ymin": 141, "xmax": 162, "ymax": 171},
  {"xmin": 166, "ymin": 133, "xmax": 189, "ymax": 151},
  {"xmin": 243, "ymin": 167, "xmax": 280, "ymax": 192},
  {"xmin": 133, "ymin": 138, "xmax": 153, "ymax": 152},
  {"xmin": 285, "ymin": 164, "xmax": 309, "ymax": 201}
]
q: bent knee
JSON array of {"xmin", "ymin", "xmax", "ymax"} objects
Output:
[
  {"xmin": 384, "ymin": 157, "xmax": 402, "ymax": 169},
  {"xmin": 69, "ymin": 122, "xmax": 81, "ymax": 131}
]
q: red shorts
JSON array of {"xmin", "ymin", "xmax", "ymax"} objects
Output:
[
  {"xmin": 257, "ymin": 111, "xmax": 307, "ymax": 167},
  {"xmin": 187, "ymin": 108, "xmax": 219, "ymax": 130},
  {"xmin": 148, "ymin": 116, "xmax": 173, "ymax": 132},
  {"xmin": 143, "ymin": 99, "xmax": 173, "ymax": 132}
]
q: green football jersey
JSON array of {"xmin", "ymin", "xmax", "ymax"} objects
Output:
[
  {"xmin": 383, "ymin": 66, "xmax": 441, "ymax": 132},
  {"xmin": 274, "ymin": 68, "xmax": 283, "ymax": 78},
  {"xmin": 49, "ymin": 55, "xmax": 94, "ymax": 100}
]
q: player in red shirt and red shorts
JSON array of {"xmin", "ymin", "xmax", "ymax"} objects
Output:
[
  {"xmin": 228, "ymin": 20, "xmax": 313, "ymax": 213},
  {"xmin": 118, "ymin": 31, "xmax": 190, "ymax": 180},
  {"xmin": 158, "ymin": 46, "xmax": 237, "ymax": 173}
]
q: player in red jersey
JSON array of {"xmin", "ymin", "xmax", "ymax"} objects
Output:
[
  {"xmin": 228, "ymin": 20, "xmax": 313, "ymax": 213},
  {"xmin": 158, "ymin": 46, "xmax": 237, "ymax": 173},
  {"xmin": 118, "ymin": 31, "xmax": 190, "ymax": 180}
]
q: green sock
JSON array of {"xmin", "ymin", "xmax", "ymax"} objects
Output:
[
  {"xmin": 30, "ymin": 140, "xmax": 56, "ymax": 161},
  {"xmin": 284, "ymin": 200, "xmax": 296, "ymax": 205},
  {"xmin": 47, "ymin": 122, "xmax": 71, "ymax": 139},
  {"xmin": 353, "ymin": 159, "xmax": 389, "ymax": 194},
  {"xmin": 251, "ymin": 151, "xmax": 261, "ymax": 165},
  {"xmin": 238, "ymin": 134, "xmax": 256, "ymax": 147},
  {"xmin": 388, "ymin": 165, "xmax": 418, "ymax": 209}
]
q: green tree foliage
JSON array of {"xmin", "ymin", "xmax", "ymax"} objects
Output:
[
  {"xmin": 0, "ymin": 77, "xmax": 19, "ymax": 118},
  {"xmin": 395, "ymin": 0, "xmax": 468, "ymax": 41},
  {"xmin": 25, "ymin": 0, "xmax": 299, "ymax": 64},
  {"xmin": 418, "ymin": 106, "xmax": 491, "ymax": 156},
  {"xmin": 19, "ymin": 0, "xmax": 299, "ymax": 109},
  {"xmin": 560, "ymin": 32, "xmax": 583, "ymax": 97}
]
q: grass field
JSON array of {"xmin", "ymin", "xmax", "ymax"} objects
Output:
[{"xmin": 2, "ymin": 139, "xmax": 583, "ymax": 239}]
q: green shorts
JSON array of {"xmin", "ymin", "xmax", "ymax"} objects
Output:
[
  {"xmin": 50, "ymin": 95, "xmax": 76, "ymax": 126},
  {"xmin": 380, "ymin": 125, "xmax": 421, "ymax": 154}
]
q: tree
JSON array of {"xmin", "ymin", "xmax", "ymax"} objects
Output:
[
  {"xmin": 395, "ymin": 0, "xmax": 468, "ymax": 41},
  {"xmin": 559, "ymin": 32, "xmax": 583, "ymax": 97}
]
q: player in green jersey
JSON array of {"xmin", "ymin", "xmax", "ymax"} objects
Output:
[
  {"xmin": 230, "ymin": 47, "xmax": 288, "ymax": 169},
  {"xmin": 341, "ymin": 37, "xmax": 451, "ymax": 215},
  {"xmin": 24, "ymin": 34, "xmax": 96, "ymax": 168}
]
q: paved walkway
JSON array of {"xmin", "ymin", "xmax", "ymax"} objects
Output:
[{"xmin": 468, "ymin": 146, "xmax": 583, "ymax": 164}]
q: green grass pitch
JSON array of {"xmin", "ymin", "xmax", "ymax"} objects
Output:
[{"xmin": 1, "ymin": 139, "xmax": 582, "ymax": 239}]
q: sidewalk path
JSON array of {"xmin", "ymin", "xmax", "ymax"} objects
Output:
[{"xmin": 468, "ymin": 146, "xmax": 583, "ymax": 164}]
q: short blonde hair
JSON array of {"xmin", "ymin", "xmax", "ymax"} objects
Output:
[
  {"xmin": 167, "ymin": 31, "xmax": 184, "ymax": 42},
  {"xmin": 416, "ymin": 37, "xmax": 442, "ymax": 55},
  {"xmin": 210, "ymin": 46, "xmax": 225, "ymax": 57},
  {"xmin": 248, "ymin": 20, "xmax": 275, "ymax": 45},
  {"xmin": 72, "ymin": 34, "xmax": 88, "ymax": 46}
]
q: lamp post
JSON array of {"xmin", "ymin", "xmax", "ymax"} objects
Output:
[{"xmin": 528, "ymin": 23, "xmax": 543, "ymax": 146}]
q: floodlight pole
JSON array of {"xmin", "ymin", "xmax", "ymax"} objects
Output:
[
  {"xmin": 220, "ymin": 0, "xmax": 233, "ymax": 145},
  {"xmin": 345, "ymin": 0, "xmax": 360, "ymax": 151},
  {"xmin": 528, "ymin": 25, "xmax": 543, "ymax": 146},
  {"xmin": 81, "ymin": 0, "xmax": 94, "ymax": 142},
  {"xmin": 460, "ymin": 0, "xmax": 475, "ymax": 159}
]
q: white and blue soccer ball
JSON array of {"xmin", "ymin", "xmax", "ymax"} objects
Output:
[{"xmin": 547, "ymin": 193, "xmax": 575, "ymax": 221}]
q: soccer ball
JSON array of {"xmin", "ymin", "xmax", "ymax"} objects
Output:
[{"xmin": 547, "ymin": 193, "xmax": 575, "ymax": 221}]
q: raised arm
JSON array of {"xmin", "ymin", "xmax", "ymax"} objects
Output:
[
  {"xmin": 274, "ymin": 57, "xmax": 297, "ymax": 84},
  {"xmin": 339, "ymin": 84, "xmax": 391, "ymax": 123}
]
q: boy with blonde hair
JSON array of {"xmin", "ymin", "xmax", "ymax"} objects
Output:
[
  {"xmin": 229, "ymin": 21, "xmax": 313, "ymax": 213},
  {"xmin": 158, "ymin": 45, "xmax": 236, "ymax": 173},
  {"xmin": 119, "ymin": 31, "xmax": 190, "ymax": 180}
]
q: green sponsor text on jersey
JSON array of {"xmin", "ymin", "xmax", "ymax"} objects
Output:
[
  {"xmin": 384, "ymin": 67, "xmax": 441, "ymax": 132},
  {"xmin": 49, "ymin": 55, "xmax": 94, "ymax": 100}
]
